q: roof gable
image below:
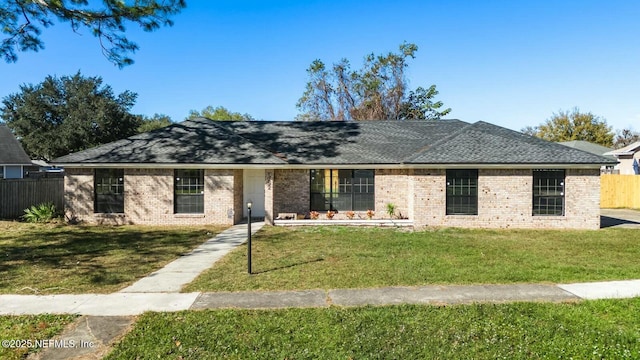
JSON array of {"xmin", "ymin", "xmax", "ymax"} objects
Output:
[
  {"xmin": 0, "ymin": 125, "xmax": 32, "ymax": 165},
  {"xmin": 604, "ymin": 141, "xmax": 640, "ymax": 156}
]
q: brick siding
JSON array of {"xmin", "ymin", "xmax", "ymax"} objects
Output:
[
  {"xmin": 411, "ymin": 168, "xmax": 600, "ymax": 230},
  {"xmin": 375, "ymin": 168, "xmax": 410, "ymax": 219},
  {"xmin": 64, "ymin": 168, "xmax": 240, "ymax": 225},
  {"xmin": 272, "ymin": 169, "xmax": 309, "ymax": 218},
  {"xmin": 64, "ymin": 167, "xmax": 601, "ymax": 229}
]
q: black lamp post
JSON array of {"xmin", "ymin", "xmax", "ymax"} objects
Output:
[{"xmin": 247, "ymin": 200, "xmax": 252, "ymax": 274}]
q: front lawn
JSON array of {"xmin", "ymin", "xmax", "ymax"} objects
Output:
[
  {"xmin": 184, "ymin": 226, "xmax": 640, "ymax": 292},
  {"xmin": 0, "ymin": 315, "xmax": 77, "ymax": 360},
  {"xmin": 0, "ymin": 221, "xmax": 226, "ymax": 294},
  {"xmin": 106, "ymin": 299, "xmax": 640, "ymax": 359}
]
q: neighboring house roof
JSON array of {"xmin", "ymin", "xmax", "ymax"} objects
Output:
[
  {"xmin": 53, "ymin": 118, "xmax": 616, "ymax": 167},
  {"xmin": 0, "ymin": 124, "xmax": 32, "ymax": 166},
  {"xmin": 557, "ymin": 140, "xmax": 616, "ymax": 161},
  {"xmin": 604, "ymin": 141, "xmax": 640, "ymax": 156}
]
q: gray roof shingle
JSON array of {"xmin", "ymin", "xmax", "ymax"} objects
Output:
[
  {"xmin": 406, "ymin": 121, "xmax": 615, "ymax": 164},
  {"xmin": 557, "ymin": 140, "xmax": 615, "ymax": 160},
  {"xmin": 53, "ymin": 118, "xmax": 615, "ymax": 166},
  {"xmin": 0, "ymin": 125, "xmax": 32, "ymax": 165}
]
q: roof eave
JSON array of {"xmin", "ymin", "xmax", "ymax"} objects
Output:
[{"xmin": 53, "ymin": 162, "xmax": 608, "ymax": 170}]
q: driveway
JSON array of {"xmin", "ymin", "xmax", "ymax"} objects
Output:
[{"xmin": 601, "ymin": 209, "xmax": 640, "ymax": 229}]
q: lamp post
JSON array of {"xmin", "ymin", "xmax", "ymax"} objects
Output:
[{"xmin": 247, "ymin": 200, "xmax": 252, "ymax": 274}]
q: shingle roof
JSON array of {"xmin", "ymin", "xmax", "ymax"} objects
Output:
[
  {"xmin": 558, "ymin": 140, "xmax": 616, "ymax": 160},
  {"xmin": 52, "ymin": 118, "xmax": 615, "ymax": 166},
  {"xmin": 0, "ymin": 124, "xmax": 32, "ymax": 165},
  {"xmin": 604, "ymin": 141, "xmax": 640, "ymax": 156}
]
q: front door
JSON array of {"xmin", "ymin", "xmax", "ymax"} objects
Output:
[{"xmin": 243, "ymin": 169, "xmax": 265, "ymax": 218}]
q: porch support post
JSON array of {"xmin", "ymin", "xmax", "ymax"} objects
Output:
[{"xmin": 264, "ymin": 169, "xmax": 274, "ymax": 225}]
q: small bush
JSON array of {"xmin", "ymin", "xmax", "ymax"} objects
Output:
[
  {"xmin": 386, "ymin": 203, "xmax": 396, "ymax": 218},
  {"xmin": 23, "ymin": 202, "xmax": 58, "ymax": 223}
]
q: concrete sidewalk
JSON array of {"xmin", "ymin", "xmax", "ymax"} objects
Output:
[{"xmin": 3, "ymin": 280, "xmax": 640, "ymax": 316}]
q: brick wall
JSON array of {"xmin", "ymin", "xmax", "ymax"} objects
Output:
[
  {"xmin": 65, "ymin": 166, "xmax": 601, "ymax": 229},
  {"xmin": 411, "ymin": 168, "xmax": 600, "ymax": 230},
  {"xmin": 64, "ymin": 168, "xmax": 94, "ymax": 223},
  {"xmin": 562, "ymin": 168, "xmax": 601, "ymax": 229},
  {"xmin": 375, "ymin": 168, "xmax": 410, "ymax": 219},
  {"xmin": 233, "ymin": 169, "xmax": 244, "ymax": 224},
  {"xmin": 64, "ymin": 168, "xmax": 240, "ymax": 225},
  {"xmin": 272, "ymin": 169, "xmax": 309, "ymax": 217}
]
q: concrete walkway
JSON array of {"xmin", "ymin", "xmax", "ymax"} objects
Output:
[
  {"xmin": 601, "ymin": 208, "xmax": 640, "ymax": 228},
  {"xmin": 119, "ymin": 221, "xmax": 265, "ymax": 293}
]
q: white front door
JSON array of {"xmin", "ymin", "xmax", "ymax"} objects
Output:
[{"xmin": 243, "ymin": 169, "xmax": 265, "ymax": 218}]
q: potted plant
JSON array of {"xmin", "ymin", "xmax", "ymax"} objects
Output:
[
  {"xmin": 386, "ymin": 203, "xmax": 396, "ymax": 219},
  {"xmin": 366, "ymin": 209, "xmax": 375, "ymax": 220}
]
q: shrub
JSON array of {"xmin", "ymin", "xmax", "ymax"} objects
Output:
[
  {"xmin": 366, "ymin": 209, "xmax": 375, "ymax": 219},
  {"xmin": 326, "ymin": 211, "xmax": 335, "ymax": 219},
  {"xmin": 386, "ymin": 203, "xmax": 396, "ymax": 219},
  {"xmin": 346, "ymin": 211, "xmax": 355, "ymax": 220},
  {"xmin": 310, "ymin": 211, "xmax": 320, "ymax": 220},
  {"xmin": 23, "ymin": 202, "xmax": 58, "ymax": 223}
]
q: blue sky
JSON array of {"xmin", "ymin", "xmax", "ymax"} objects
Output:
[{"xmin": 1, "ymin": 0, "xmax": 639, "ymax": 132}]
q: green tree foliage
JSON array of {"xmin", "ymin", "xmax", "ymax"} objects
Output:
[
  {"xmin": 398, "ymin": 85, "xmax": 450, "ymax": 120},
  {"xmin": 1, "ymin": 0, "xmax": 186, "ymax": 67},
  {"xmin": 188, "ymin": 105, "xmax": 254, "ymax": 121},
  {"xmin": 521, "ymin": 108, "xmax": 614, "ymax": 147},
  {"xmin": 138, "ymin": 113, "xmax": 172, "ymax": 133},
  {"xmin": 0, "ymin": 72, "xmax": 141, "ymax": 161},
  {"xmin": 296, "ymin": 42, "xmax": 450, "ymax": 121},
  {"xmin": 614, "ymin": 128, "xmax": 640, "ymax": 149}
]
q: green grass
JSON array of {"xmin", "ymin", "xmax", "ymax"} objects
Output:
[
  {"xmin": 106, "ymin": 299, "xmax": 640, "ymax": 359},
  {"xmin": 0, "ymin": 221, "xmax": 226, "ymax": 294},
  {"xmin": 184, "ymin": 226, "xmax": 640, "ymax": 292},
  {"xmin": 0, "ymin": 315, "xmax": 77, "ymax": 360}
]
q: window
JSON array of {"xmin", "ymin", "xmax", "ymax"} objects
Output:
[
  {"xmin": 446, "ymin": 169, "xmax": 478, "ymax": 215},
  {"xmin": 4, "ymin": 166, "xmax": 23, "ymax": 179},
  {"xmin": 310, "ymin": 169, "xmax": 374, "ymax": 211},
  {"xmin": 175, "ymin": 169, "xmax": 204, "ymax": 213},
  {"xmin": 95, "ymin": 169, "xmax": 124, "ymax": 213},
  {"xmin": 533, "ymin": 169, "xmax": 565, "ymax": 216}
]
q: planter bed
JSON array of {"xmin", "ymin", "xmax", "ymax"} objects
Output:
[{"xmin": 274, "ymin": 219, "xmax": 413, "ymax": 227}]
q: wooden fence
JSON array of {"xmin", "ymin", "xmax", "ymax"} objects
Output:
[
  {"xmin": 0, "ymin": 178, "xmax": 64, "ymax": 219},
  {"xmin": 601, "ymin": 174, "xmax": 640, "ymax": 209}
]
